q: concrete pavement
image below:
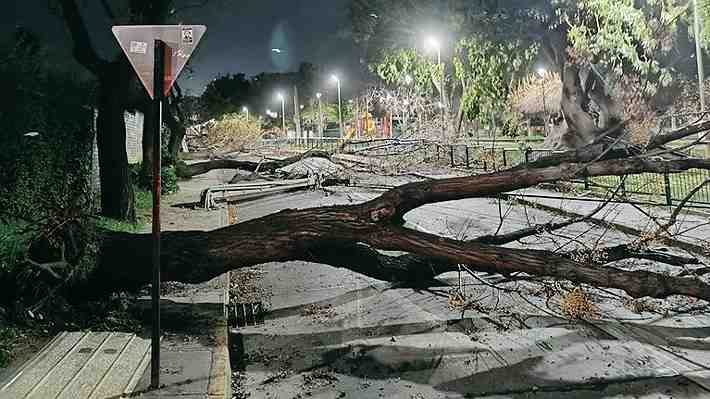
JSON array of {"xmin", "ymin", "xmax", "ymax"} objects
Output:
[{"xmin": 227, "ymin": 182, "xmax": 710, "ymax": 398}]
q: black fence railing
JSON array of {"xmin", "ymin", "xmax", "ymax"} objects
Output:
[{"xmin": 255, "ymin": 138, "xmax": 710, "ymax": 208}]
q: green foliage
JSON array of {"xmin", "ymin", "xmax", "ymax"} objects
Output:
[
  {"xmin": 208, "ymin": 112, "xmax": 263, "ymax": 150},
  {"xmin": 129, "ymin": 163, "xmax": 178, "ymax": 196},
  {"xmin": 0, "ymin": 327, "xmax": 17, "ymax": 368},
  {"xmin": 372, "ymin": 48, "xmax": 438, "ymax": 94},
  {"xmin": 0, "ymin": 223, "xmax": 29, "ymax": 276},
  {"xmin": 564, "ymin": 0, "xmax": 683, "ymax": 93},
  {"xmin": 454, "ymin": 37, "xmax": 537, "ymax": 122}
]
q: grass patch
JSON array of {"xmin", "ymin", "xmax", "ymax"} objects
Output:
[
  {"xmin": 0, "ymin": 327, "xmax": 17, "ymax": 368},
  {"xmin": 134, "ymin": 187, "xmax": 153, "ymax": 211}
]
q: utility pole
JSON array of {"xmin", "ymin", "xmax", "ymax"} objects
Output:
[
  {"xmin": 333, "ymin": 75, "xmax": 343, "ymax": 138},
  {"xmin": 294, "ymin": 85, "xmax": 302, "ymax": 143},
  {"xmin": 316, "ymin": 92, "xmax": 323, "ymax": 138},
  {"xmin": 695, "ymin": 0, "xmax": 706, "ymax": 112},
  {"xmin": 693, "ymin": 0, "xmax": 710, "ymax": 156}
]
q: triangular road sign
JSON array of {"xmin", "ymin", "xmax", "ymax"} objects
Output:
[{"xmin": 112, "ymin": 25, "xmax": 206, "ymax": 99}]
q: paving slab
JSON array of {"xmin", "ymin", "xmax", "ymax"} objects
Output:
[{"xmin": 0, "ymin": 332, "xmax": 150, "ymax": 399}]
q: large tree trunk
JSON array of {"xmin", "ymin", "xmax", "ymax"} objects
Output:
[
  {"xmin": 165, "ymin": 102, "xmax": 186, "ymax": 165},
  {"xmin": 72, "ymin": 152, "xmax": 710, "ymax": 301},
  {"xmin": 140, "ymin": 97, "xmax": 156, "ymax": 189},
  {"xmin": 175, "ymin": 150, "xmax": 331, "ymax": 178},
  {"xmin": 96, "ymin": 61, "xmax": 135, "ymax": 221}
]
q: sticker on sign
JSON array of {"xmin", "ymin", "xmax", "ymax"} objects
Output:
[
  {"xmin": 182, "ymin": 28, "xmax": 194, "ymax": 44},
  {"xmin": 130, "ymin": 41, "xmax": 148, "ymax": 54}
]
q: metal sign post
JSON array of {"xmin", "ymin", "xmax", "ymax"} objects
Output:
[
  {"xmin": 111, "ymin": 25, "xmax": 206, "ymax": 390},
  {"xmin": 150, "ymin": 39, "xmax": 166, "ymax": 389}
]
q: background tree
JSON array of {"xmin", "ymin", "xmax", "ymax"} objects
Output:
[
  {"xmin": 351, "ymin": 0, "xmax": 707, "ymax": 148},
  {"xmin": 56, "ymin": 0, "xmax": 207, "ymax": 221}
]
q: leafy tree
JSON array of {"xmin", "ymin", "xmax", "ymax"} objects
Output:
[
  {"xmin": 351, "ymin": 0, "xmax": 705, "ymax": 148},
  {"xmin": 202, "ymin": 73, "xmax": 253, "ymax": 120},
  {"xmin": 56, "ymin": 0, "xmax": 208, "ymax": 221}
]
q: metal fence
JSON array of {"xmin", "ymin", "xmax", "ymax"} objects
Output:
[
  {"xmin": 423, "ymin": 143, "xmax": 709, "ymax": 208},
  {"xmin": 253, "ymin": 138, "xmax": 710, "ymax": 208}
]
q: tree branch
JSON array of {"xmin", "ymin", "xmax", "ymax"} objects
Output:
[{"xmin": 58, "ymin": 0, "xmax": 105, "ymax": 75}]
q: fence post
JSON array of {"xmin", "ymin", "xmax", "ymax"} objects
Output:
[
  {"xmin": 663, "ymin": 173, "xmax": 673, "ymax": 206},
  {"xmin": 465, "ymin": 146, "xmax": 470, "ymax": 168},
  {"xmin": 502, "ymin": 150, "xmax": 507, "ymax": 167},
  {"xmin": 450, "ymin": 145, "xmax": 455, "ymax": 167}
]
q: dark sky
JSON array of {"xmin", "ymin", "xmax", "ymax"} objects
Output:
[{"xmin": 5, "ymin": 0, "xmax": 368, "ymax": 96}]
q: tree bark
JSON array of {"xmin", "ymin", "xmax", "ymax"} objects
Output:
[
  {"xmin": 60, "ymin": 0, "xmax": 135, "ymax": 221},
  {"xmin": 175, "ymin": 150, "xmax": 332, "ymax": 178},
  {"xmin": 96, "ymin": 61, "xmax": 136, "ymax": 221},
  {"xmin": 74, "ymin": 155, "xmax": 710, "ymax": 301},
  {"xmin": 140, "ymin": 96, "xmax": 156, "ymax": 189}
]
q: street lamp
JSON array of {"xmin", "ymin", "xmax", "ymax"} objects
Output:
[
  {"xmin": 332, "ymin": 74, "xmax": 343, "ymax": 138},
  {"xmin": 316, "ymin": 92, "xmax": 323, "ymax": 138},
  {"xmin": 242, "ymin": 106, "xmax": 249, "ymax": 121},
  {"xmin": 426, "ymin": 36, "xmax": 445, "ymax": 135},
  {"xmin": 537, "ymin": 68, "xmax": 548, "ymax": 137},
  {"xmin": 277, "ymin": 92, "xmax": 286, "ymax": 137}
]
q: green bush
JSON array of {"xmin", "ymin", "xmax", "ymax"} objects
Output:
[
  {"xmin": 129, "ymin": 163, "xmax": 179, "ymax": 195},
  {"xmin": 0, "ymin": 327, "xmax": 17, "ymax": 368}
]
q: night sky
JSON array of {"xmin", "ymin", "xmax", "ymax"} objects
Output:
[{"xmin": 5, "ymin": 0, "xmax": 367, "ymax": 96}]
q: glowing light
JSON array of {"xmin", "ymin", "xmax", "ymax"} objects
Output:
[
  {"xmin": 426, "ymin": 36, "xmax": 440, "ymax": 50},
  {"xmin": 537, "ymin": 67, "xmax": 546, "ymax": 77},
  {"xmin": 404, "ymin": 74, "xmax": 413, "ymax": 85},
  {"xmin": 271, "ymin": 48, "xmax": 283, "ymax": 53},
  {"xmin": 316, "ymin": 92, "xmax": 322, "ymax": 99}
]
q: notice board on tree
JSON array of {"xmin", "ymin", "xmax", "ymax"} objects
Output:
[{"xmin": 112, "ymin": 25, "xmax": 206, "ymax": 99}]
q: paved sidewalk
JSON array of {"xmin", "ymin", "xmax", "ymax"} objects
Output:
[{"xmin": 133, "ymin": 166, "xmax": 233, "ymax": 399}]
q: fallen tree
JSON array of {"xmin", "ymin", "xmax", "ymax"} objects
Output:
[
  {"xmin": 62, "ymin": 125, "xmax": 710, "ymax": 301},
  {"xmin": 175, "ymin": 149, "xmax": 331, "ymax": 178}
]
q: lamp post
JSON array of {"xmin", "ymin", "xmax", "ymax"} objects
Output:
[
  {"xmin": 277, "ymin": 92, "xmax": 286, "ymax": 138},
  {"xmin": 316, "ymin": 92, "xmax": 323, "ymax": 138},
  {"xmin": 537, "ymin": 68, "xmax": 548, "ymax": 137},
  {"xmin": 427, "ymin": 37, "xmax": 446, "ymax": 137},
  {"xmin": 242, "ymin": 106, "xmax": 249, "ymax": 121},
  {"xmin": 332, "ymin": 75, "xmax": 343, "ymax": 138},
  {"xmin": 693, "ymin": 0, "xmax": 709, "ymax": 156}
]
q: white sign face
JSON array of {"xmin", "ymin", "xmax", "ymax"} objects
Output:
[{"xmin": 112, "ymin": 25, "xmax": 207, "ymax": 99}]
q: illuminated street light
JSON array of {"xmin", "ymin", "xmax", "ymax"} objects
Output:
[
  {"xmin": 426, "ymin": 37, "xmax": 441, "ymax": 64},
  {"xmin": 426, "ymin": 36, "xmax": 445, "ymax": 130},
  {"xmin": 242, "ymin": 106, "xmax": 249, "ymax": 121},
  {"xmin": 332, "ymin": 74, "xmax": 343, "ymax": 137}
]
